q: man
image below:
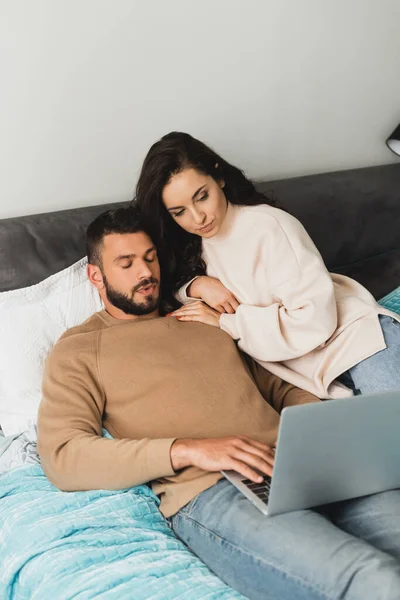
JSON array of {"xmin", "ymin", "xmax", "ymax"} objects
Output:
[{"xmin": 38, "ymin": 208, "xmax": 400, "ymax": 600}]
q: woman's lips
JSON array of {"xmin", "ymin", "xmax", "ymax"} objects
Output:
[{"xmin": 197, "ymin": 220, "xmax": 214, "ymax": 233}]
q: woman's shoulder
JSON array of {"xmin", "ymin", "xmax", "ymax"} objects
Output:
[{"xmin": 238, "ymin": 203, "xmax": 303, "ymax": 233}]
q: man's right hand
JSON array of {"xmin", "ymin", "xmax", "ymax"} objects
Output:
[{"xmin": 170, "ymin": 436, "xmax": 275, "ymax": 483}]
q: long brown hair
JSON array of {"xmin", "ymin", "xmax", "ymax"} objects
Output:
[{"xmin": 134, "ymin": 132, "xmax": 277, "ymax": 292}]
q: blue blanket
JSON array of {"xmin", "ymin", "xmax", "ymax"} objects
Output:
[{"xmin": 0, "ymin": 464, "xmax": 244, "ymax": 599}]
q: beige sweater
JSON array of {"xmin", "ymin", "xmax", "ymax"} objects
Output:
[
  {"xmin": 177, "ymin": 203, "xmax": 399, "ymax": 399},
  {"xmin": 37, "ymin": 310, "xmax": 318, "ymax": 517}
]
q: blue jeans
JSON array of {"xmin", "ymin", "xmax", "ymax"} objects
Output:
[
  {"xmin": 338, "ymin": 315, "xmax": 400, "ymax": 395},
  {"xmin": 169, "ymin": 479, "xmax": 400, "ymax": 600}
]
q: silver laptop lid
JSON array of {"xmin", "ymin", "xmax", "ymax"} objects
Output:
[{"xmin": 267, "ymin": 391, "xmax": 400, "ymax": 517}]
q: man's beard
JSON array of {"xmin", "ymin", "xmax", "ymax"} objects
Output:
[{"xmin": 103, "ymin": 275, "xmax": 160, "ymax": 316}]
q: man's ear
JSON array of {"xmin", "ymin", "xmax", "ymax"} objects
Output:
[{"xmin": 87, "ymin": 263, "xmax": 104, "ymax": 291}]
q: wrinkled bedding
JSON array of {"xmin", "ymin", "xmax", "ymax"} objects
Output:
[
  {"xmin": 0, "ymin": 426, "xmax": 40, "ymax": 474},
  {"xmin": 0, "ymin": 430, "xmax": 244, "ymax": 600}
]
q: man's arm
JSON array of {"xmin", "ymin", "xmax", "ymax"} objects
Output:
[
  {"xmin": 37, "ymin": 333, "xmax": 176, "ymax": 492},
  {"xmin": 242, "ymin": 354, "xmax": 320, "ymax": 413}
]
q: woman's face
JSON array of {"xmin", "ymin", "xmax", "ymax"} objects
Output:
[{"xmin": 162, "ymin": 168, "xmax": 228, "ymax": 238}]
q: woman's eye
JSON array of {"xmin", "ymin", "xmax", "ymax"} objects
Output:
[
  {"xmin": 198, "ymin": 192, "xmax": 209, "ymax": 202},
  {"xmin": 172, "ymin": 210, "xmax": 184, "ymax": 218}
]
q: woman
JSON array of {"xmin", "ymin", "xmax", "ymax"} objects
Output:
[{"xmin": 135, "ymin": 132, "xmax": 400, "ymax": 398}]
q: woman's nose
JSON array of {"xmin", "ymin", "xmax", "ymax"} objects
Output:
[{"xmin": 192, "ymin": 208, "xmax": 206, "ymax": 225}]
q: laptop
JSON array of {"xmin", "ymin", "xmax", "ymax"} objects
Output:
[{"xmin": 222, "ymin": 391, "xmax": 400, "ymax": 517}]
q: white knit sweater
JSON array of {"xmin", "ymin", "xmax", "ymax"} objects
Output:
[{"xmin": 177, "ymin": 203, "xmax": 398, "ymax": 398}]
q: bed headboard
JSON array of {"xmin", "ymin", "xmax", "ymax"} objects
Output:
[
  {"xmin": 1, "ymin": 163, "xmax": 399, "ymax": 298},
  {"xmin": 0, "ymin": 201, "xmax": 128, "ymax": 292}
]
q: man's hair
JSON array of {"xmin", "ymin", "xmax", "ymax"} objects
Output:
[
  {"xmin": 86, "ymin": 206, "xmax": 146, "ymax": 267},
  {"xmin": 85, "ymin": 205, "xmax": 180, "ymax": 315}
]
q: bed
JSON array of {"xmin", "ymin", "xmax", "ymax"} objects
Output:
[{"xmin": 0, "ymin": 162, "xmax": 399, "ymax": 599}]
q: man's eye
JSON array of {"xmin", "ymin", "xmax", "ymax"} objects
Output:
[{"xmin": 122, "ymin": 263, "xmax": 132, "ymax": 269}]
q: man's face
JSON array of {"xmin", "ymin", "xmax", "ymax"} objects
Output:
[{"xmin": 96, "ymin": 231, "xmax": 161, "ymax": 317}]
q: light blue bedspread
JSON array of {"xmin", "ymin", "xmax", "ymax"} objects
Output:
[{"xmin": 0, "ymin": 462, "xmax": 244, "ymax": 599}]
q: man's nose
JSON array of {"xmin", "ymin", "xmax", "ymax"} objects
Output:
[{"xmin": 137, "ymin": 260, "xmax": 152, "ymax": 279}]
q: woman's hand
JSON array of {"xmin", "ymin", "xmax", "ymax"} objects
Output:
[
  {"xmin": 188, "ymin": 276, "xmax": 240, "ymax": 314},
  {"xmin": 170, "ymin": 301, "xmax": 221, "ymax": 328}
]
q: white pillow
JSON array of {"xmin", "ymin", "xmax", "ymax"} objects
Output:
[{"xmin": 0, "ymin": 257, "xmax": 103, "ymax": 436}]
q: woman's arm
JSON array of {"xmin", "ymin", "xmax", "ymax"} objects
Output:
[
  {"xmin": 176, "ymin": 276, "xmax": 240, "ymax": 313},
  {"xmin": 173, "ymin": 213, "xmax": 337, "ymax": 362},
  {"xmin": 175, "ymin": 277, "xmax": 200, "ymax": 305},
  {"xmin": 219, "ymin": 217, "xmax": 338, "ymax": 361}
]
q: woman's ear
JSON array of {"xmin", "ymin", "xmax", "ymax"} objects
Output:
[{"xmin": 215, "ymin": 163, "xmax": 225, "ymax": 188}]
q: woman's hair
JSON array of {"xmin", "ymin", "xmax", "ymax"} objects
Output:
[{"xmin": 134, "ymin": 131, "xmax": 278, "ymax": 292}]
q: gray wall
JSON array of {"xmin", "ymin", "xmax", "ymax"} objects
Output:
[{"xmin": 1, "ymin": 0, "xmax": 400, "ymax": 218}]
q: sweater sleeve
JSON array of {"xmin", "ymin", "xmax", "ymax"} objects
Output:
[
  {"xmin": 175, "ymin": 277, "xmax": 200, "ymax": 305},
  {"xmin": 37, "ymin": 331, "xmax": 176, "ymax": 492},
  {"xmin": 219, "ymin": 214, "xmax": 337, "ymax": 362},
  {"xmin": 244, "ymin": 354, "xmax": 321, "ymax": 412}
]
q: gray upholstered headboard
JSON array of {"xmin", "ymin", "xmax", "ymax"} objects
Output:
[{"xmin": 1, "ymin": 163, "xmax": 399, "ymax": 298}]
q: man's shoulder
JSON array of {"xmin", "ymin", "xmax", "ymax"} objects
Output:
[
  {"xmin": 42, "ymin": 313, "xmax": 107, "ymax": 398},
  {"xmin": 60, "ymin": 311, "xmax": 107, "ymax": 341},
  {"xmin": 52, "ymin": 311, "xmax": 107, "ymax": 358}
]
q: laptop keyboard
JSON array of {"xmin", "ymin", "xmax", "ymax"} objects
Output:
[{"xmin": 241, "ymin": 476, "xmax": 272, "ymax": 504}]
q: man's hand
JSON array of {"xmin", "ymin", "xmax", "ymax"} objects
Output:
[
  {"xmin": 170, "ymin": 300, "xmax": 222, "ymax": 328},
  {"xmin": 188, "ymin": 276, "xmax": 240, "ymax": 314},
  {"xmin": 170, "ymin": 436, "xmax": 275, "ymax": 483}
]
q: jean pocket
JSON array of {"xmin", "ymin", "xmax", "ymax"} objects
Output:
[{"xmin": 176, "ymin": 497, "xmax": 197, "ymax": 518}]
